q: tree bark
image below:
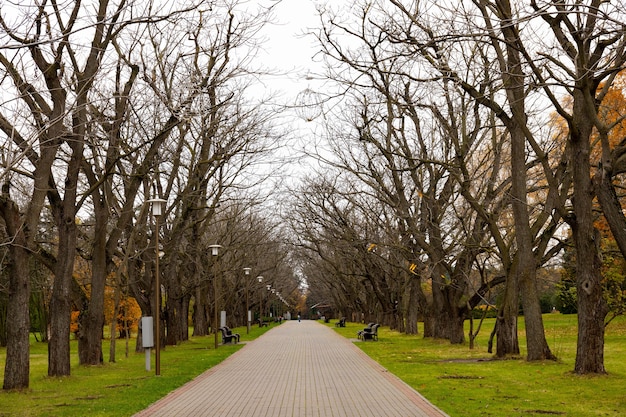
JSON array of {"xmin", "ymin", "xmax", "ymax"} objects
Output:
[
  {"xmin": 571, "ymin": 90, "xmax": 608, "ymax": 374},
  {"xmin": 48, "ymin": 216, "xmax": 78, "ymax": 377},
  {"xmin": 162, "ymin": 251, "xmax": 185, "ymax": 346},
  {"xmin": 49, "ymin": 112, "xmax": 84, "ymax": 376},
  {"xmin": 405, "ymin": 277, "xmax": 420, "ymax": 335},
  {"xmin": 490, "ymin": 0, "xmax": 556, "ymax": 361},
  {"xmin": 0, "ymin": 194, "xmax": 30, "ymax": 390},
  {"xmin": 431, "ymin": 264, "xmax": 466, "ymax": 343},
  {"xmin": 496, "ymin": 269, "xmax": 520, "ymax": 357},
  {"xmin": 193, "ymin": 284, "xmax": 210, "ymax": 336},
  {"xmin": 78, "ymin": 196, "xmax": 107, "ymax": 365}
]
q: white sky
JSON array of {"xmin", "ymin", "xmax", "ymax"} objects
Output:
[
  {"xmin": 249, "ymin": 0, "xmax": 332, "ymax": 180},
  {"xmin": 253, "ymin": 0, "xmax": 326, "ymax": 106}
]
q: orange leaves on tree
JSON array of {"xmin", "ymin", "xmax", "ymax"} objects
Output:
[
  {"xmin": 105, "ymin": 286, "xmax": 142, "ymax": 338},
  {"xmin": 69, "ymin": 257, "xmax": 142, "ymax": 338}
]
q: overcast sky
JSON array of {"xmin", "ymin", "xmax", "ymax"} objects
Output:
[
  {"xmin": 253, "ymin": 0, "xmax": 326, "ymax": 104},
  {"xmin": 249, "ymin": 0, "xmax": 331, "ymax": 179}
]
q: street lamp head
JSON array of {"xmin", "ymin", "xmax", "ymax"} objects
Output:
[
  {"xmin": 257, "ymin": 275, "xmax": 263, "ymax": 283},
  {"xmin": 147, "ymin": 198, "xmax": 167, "ymax": 217},
  {"xmin": 208, "ymin": 244, "xmax": 222, "ymax": 256},
  {"xmin": 266, "ymin": 284, "xmax": 271, "ymax": 291},
  {"xmin": 243, "ymin": 267, "xmax": 252, "ymax": 275}
]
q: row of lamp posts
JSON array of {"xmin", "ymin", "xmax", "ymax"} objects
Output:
[
  {"xmin": 146, "ymin": 198, "xmax": 289, "ymax": 375},
  {"xmin": 146, "ymin": 199, "xmax": 226, "ymax": 372},
  {"xmin": 243, "ymin": 270, "xmax": 278, "ymax": 334}
]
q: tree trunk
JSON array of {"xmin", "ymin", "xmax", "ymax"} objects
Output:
[
  {"xmin": 0, "ymin": 196, "xmax": 30, "ymax": 390},
  {"xmin": 78, "ymin": 197, "xmax": 107, "ymax": 365},
  {"xmin": 193, "ymin": 282, "xmax": 210, "ymax": 336},
  {"xmin": 496, "ymin": 267, "xmax": 520, "ymax": 357},
  {"xmin": 431, "ymin": 264, "xmax": 466, "ymax": 343},
  {"xmin": 571, "ymin": 91, "xmax": 608, "ymax": 374},
  {"xmin": 181, "ymin": 294, "xmax": 191, "ymax": 341},
  {"xmin": 49, "ymin": 131, "xmax": 83, "ymax": 377},
  {"xmin": 422, "ymin": 314, "xmax": 434, "ymax": 338},
  {"xmin": 48, "ymin": 219, "xmax": 77, "ymax": 377},
  {"xmin": 495, "ymin": 0, "xmax": 555, "ymax": 362},
  {"xmin": 432, "ymin": 284, "xmax": 466, "ymax": 343},
  {"xmin": 165, "ymin": 276, "xmax": 185, "ymax": 346},
  {"xmin": 405, "ymin": 277, "xmax": 420, "ymax": 335},
  {"xmin": 446, "ymin": 305, "xmax": 465, "ymax": 344},
  {"xmin": 430, "ymin": 273, "xmax": 446, "ymax": 339},
  {"xmin": 519, "ymin": 269, "xmax": 555, "ymax": 360},
  {"xmin": 511, "ymin": 119, "xmax": 554, "ymax": 361}
]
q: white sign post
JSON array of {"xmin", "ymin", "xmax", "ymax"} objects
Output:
[{"xmin": 141, "ymin": 317, "xmax": 154, "ymax": 371}]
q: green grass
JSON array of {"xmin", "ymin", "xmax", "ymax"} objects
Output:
[
  {"xmin": 2, "ymin": 316, "xmax": 624, "ymax": 417},
  {"xmin": 333, "ymin": 314, "xmax": 626, "ymax": 417},
  {"xmin": 0, "ymin": 325, "xmax": 273, "ymax": 417}
]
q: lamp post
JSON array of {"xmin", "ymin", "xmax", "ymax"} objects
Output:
[
  {"xmin": 147, "ymin": 198, "xmax": 166, "ymax": 376},
  {"xmin": 243, "ymin": 267, "xmax": 252, "ymax": 334},
  {"xmin": 257, "ymin": 276, "xmax": 263, "ymax": 325},
  {"xmin": 266, "ymin": 284, "xmax": 271, "ymax": 319},
  {"xmin": 209, "ymin": 244, "xmax": 222, "ymax": 349}
]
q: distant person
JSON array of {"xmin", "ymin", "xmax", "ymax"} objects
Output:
[{"xmin": 298, "ymin": 313, "xmax": 301, "ymax": 322}]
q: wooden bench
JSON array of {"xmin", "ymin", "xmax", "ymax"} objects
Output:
[
  {"xmin": 357, "ymin": 323, "xmax": 375, "ymax": 339},
  {"xmin": 357, "ymin": 323, "xmax": 379, "ymax": 341},
  {"xmin": 362, "ymin": 324, "xmax": 379, "ymax": 341},
  {"xmin": 335, "ymin": 317, "xmax": 346, "ymax": 327},
  {"xmin": 219, "ymin": 326, "xmax": 240, "ymax": 344},
  {"xmin": 257, "ymin": 319, "xmax": 268, "ymax": 327}
]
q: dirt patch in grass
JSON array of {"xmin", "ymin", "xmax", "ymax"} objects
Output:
[
  {"xmin": 438, "ymin": 358, "xmax": 494, "ymax": 363},
  {"xmin": 522, "ymin": 410, "xmax": 565, "ymax": 415},
  {"xmin": 439, "ymin": 375, "xmax": 484, "ymax": 379}
]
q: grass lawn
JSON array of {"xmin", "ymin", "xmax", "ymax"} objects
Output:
[
  {"xmin": 332, "ymin": 314, "xmax": 626, "ymax": 417},
  {"xmin": 1, "ymin": 315, "xmax": 624, "ymax": 417},
  {"xmin": 0, "ymin": 324, "xmax": 273, "ymax": 417}
]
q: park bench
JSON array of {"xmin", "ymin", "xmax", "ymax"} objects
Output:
[
  {"xmin": 219, "ymin": 326, "xmax": 240, "ymax": 344},
  {"xmin": 257, "ymin": 319, "xmax": 268, "ymax": 327},
  {"xmin": 357, "ymin": 323, "xmax": 379, "ymax": 341},
  {"xmin": 335, "ymin": 317, "xmax": 346, "ymax": 327},
  {"xmin": 356, "ymin": 322, "xmax": 375, "ymax": 339},
  {"xmin": 362, "ymin": 323, "xmax": 379, "ymax": 341},
  {"xmin": 224, "ymin": 326, "xmax": 240, "ymax": 342}
]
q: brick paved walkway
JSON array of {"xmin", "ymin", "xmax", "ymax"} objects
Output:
[{"xmin": 134, "ymin": 320, "xmax": 449, "ymax": 417}]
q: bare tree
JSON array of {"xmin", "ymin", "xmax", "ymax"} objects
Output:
[
  {"xmin": 311, "ymin": 3, "xmax": 515, "ymax": 343},
  {"xmin": 525, "ymin": 0, "xmax": 626, "ymax": 374},
  {"xmin": 366, "ymin": 0, "xmax": 569, "ymax": 359},
  {"xmin": 132, "ymin": 3, "xmax": 282, "ymax": 346},
  {"xmin": 288, "ymin": 172, "xmax": 396, "ymax": 325},
  {"xmin": 0, "ymin": 0, "xmax": 136, "ymax": 380},
  {"xmin": 0, "ymin": 0, "xmax": 284, "ymax": 382}
]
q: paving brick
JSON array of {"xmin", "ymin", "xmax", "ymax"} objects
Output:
[{"xmin": 134, "ymin": 320, "xmax": 449, "ymax": 417}]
